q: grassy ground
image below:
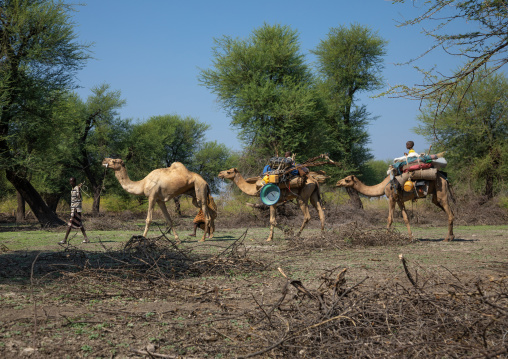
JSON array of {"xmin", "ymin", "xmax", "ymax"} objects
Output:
[{"xmin": 0, "ymin": 192, "xmax": 507, "ymax": 358}]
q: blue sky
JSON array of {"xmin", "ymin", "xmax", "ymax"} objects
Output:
[{"xmin": 71, "ymin": 0, "xmax": 464, "ymax": 161}]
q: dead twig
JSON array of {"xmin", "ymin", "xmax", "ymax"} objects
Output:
[{"xmin": 399, "ymin": 254, "xmax": 418, "ymax": 289}]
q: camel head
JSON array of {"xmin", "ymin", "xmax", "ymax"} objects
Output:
[
  {"xmin": 218, "ymin": 168, "xmax": 238, "ymax": 180},
  {"xmin": 336, "ymin": 175, "xmax": 357, "ymax": 188},
  {"xmin": 102, "ymin": 158, "xmax": 125, "ymax": 171}
]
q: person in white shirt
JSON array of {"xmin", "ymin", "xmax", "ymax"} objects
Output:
[{"xmin": 393, "ymin": 141, "xmax": 419, "ymax": 162}]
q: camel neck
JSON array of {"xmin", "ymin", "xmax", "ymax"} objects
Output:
[
  {"xmin": 233, "ymin": 172, "xmax": 259, "ymax": 196},
  {"xmin": 114, "ymin": 167, "xmax": 145, "ymax": 195},
  {"xmin": 353, "ymin": 176, "xmax": 391, "ymax": 197}
]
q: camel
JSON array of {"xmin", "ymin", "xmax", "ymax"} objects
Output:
[
  {"xmin": 102, "ymin": 158, "xmax": 216, "ymax": 242},
  {"xmin": 218, "ymin": 168, "xmax": 325, "ymax": 241},
  {"xmin": 336, "ymin": 173, "xmax": 454, "ymax": 241}
]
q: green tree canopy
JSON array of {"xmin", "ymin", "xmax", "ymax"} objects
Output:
[
  {"xmin": 199, "ymin": 23, "xmax": 320, "ymax": 158},
  {"xmin": 312, "ymin": 24, "xmax": 387, "ymax": 176},
  {"xmin": 69, "ymin": 84, "xmax": 128, "ymax": 213},
  {"xmin": 361, "ymin": 159, "xmax": 392, "ymax": 186},
  {"xmin": 190, "ymin": 141, "xmax": 232, "ymax": 193},
  {"xmin": 127, "ymin": 114, "xmax": 209, "ymax": 173},
  {"xmin": 126, "ymin": 115, "xmax": 231, "ymax": 194},
  {"xmin": 415, "ymin": 69, "xmax": 508, "ymax": 199},
  {"xmin": 0, "ymin": 0, "xmax": 91, "ymax": 226}
]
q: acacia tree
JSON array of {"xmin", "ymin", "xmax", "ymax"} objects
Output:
[
  {"xmin": 0, "ymin": 0, "xmax": 90, "ymax": 226},
  {"xmin": 15, "ymin": 92, "xmax": 82, "ymax": 213},
  {"xmin": 312, "ymin": 24, "xmax": 387, "ymax": 208},
  {"xmin": 415, "ymin": 69, "xmax": 508, "ymax": 200},
  {"xmin": 190, "ymin": 141, "xmax": 232, "ymax": 193},
  {"xmin": 126, "ymin": 115, "xmax": 225, "ymax": 214},
  {"xmin": 199, "ymin": 23, "xmax": 320, "ymax": 159},
  {"xmin": 390, "ymin": 0, "xmax": 508, "ymax": 112},
  {"xmin": 69, "ymin": 84, "xmax": 128, "ymax": 214},
  {"xmin": 127, "ymin": 114, "xmax": 209, "ymax": 172}
]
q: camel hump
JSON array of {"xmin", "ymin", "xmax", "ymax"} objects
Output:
[
  {"xmin": 164, "ymin": 162, "xmax": 196, "ymax": 179},
  {"xmin": 168, "ymin": 162, "xmax": 188, "ymax": 171}
]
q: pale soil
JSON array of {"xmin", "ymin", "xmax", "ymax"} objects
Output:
[{"xmin": 0, "ymin": 204, "xmax": 507, "ymax": 358}]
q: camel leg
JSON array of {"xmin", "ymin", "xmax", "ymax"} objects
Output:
[
  {"xmin": 207, "ymin": 218, "xmax": 215, "ymax": 238},
  {"xmin": 310, "ymin": 190, "xmax": 325, "ymax": 235},
  {"xmin": 397, "ymin": 200, "xmax": 413, "ymax": 239},
  {"xmin": 267, "ymin": 205, "xmax": 277, "ymax": 242},
  {"xmin": 443, "ymin": 204, "xmax": 454, "ymax": 242},
  {"xmin": 157, "ymin": 200, "xmax": 180, "ymax": 243},
  {"xmin": 199, "ymin": 204, "xmax": 211, "ymax": 242},
  {"xmin": 433, "ymin": 180, "xmax": 454, "ymax": 242},
  {"xmin": 387, "ymin": 197, "xmax": 395, "ymax": 231},
  {"xmin": 206, "ymin": 191, "xmax": 216, "ymax": 239},
  {"xmin": 143, "ymin": 197, "xmax": 156, "ymax": 237},
  {"xmin": 296, "ymin": 198, "xmax": 311, "ymax": 237},
  {"xmin": 207, "ymin": 218, "xmax": 215, "ymax": 239}
]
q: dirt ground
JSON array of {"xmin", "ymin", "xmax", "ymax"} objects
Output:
[{"xmin": 0, "ymin": 201, "xmax": 507, "ymax": 358}]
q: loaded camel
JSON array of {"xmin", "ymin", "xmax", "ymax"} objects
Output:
[
  {"xmin": 336, "ymin": 173, "xmax": 454, "ymax": 241},
  {"xmin": 218, "ymin": 168, "xmax": 325, "ymax": 241},
  {"xmin": 102, "ymin": 158, "xmax": 216, "ymax": 242}
]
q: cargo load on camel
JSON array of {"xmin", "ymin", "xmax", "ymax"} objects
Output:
[
  {"xmin": 262, "ymin": 156, "xmax": 303, "ymax": 184},
  {"xmin": 388, "ymin": 151, "xmax": 448, "ymax": 199},
  {"xmin": 259, "ymin": 154, "xmax": 339, "ymax": 206},
  {"xmin": 392, "ymin": 152, "xmax": 447, "ymax": 176}
]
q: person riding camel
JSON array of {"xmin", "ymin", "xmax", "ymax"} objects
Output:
[
  {"xmin": 394, "ymin": 140, "xmax": 419, "ymax": 163},
  {"xmin": 405, "ymin": 140, "xmax": 417, "ymax": 157}
]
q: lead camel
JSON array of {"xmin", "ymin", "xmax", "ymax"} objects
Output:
[{"xmin": 103, "ymin": 158, "xmax": 216, "ymax": 242}]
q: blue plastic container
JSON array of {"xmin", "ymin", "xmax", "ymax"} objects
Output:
[{"xmin": 260, "ymin": 183, "xmax": 281, "ymax": 206}]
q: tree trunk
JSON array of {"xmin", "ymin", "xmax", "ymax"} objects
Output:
[
  {"xmin": 16, "ymin": 191, "xmax": 25, "ymax": 222},
  {"xmin": 346, "ymin": 187, "xmax": 363, "ymax": 210},
  {"xmin": 484, "ymin": 174, "xmax": 493, "ymax": 200},
  {"xmin": 92, "ymin": 186, "xmax": 101, "ymax": 215},
  {"xmin": 483, "ymin": 148, "xmax": 500, "ymax": 201},
  {"xmin": 6, "ymin": 170, "xmax": 65, "ymax": 227},
  {"xmin": 42, "ymin": 193, "xmax": 62, "ymax": 213}
]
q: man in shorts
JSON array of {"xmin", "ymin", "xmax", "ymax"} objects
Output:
[{"xmin": 59, "ymin": 177, "xmax": 89, "ymax": 244}]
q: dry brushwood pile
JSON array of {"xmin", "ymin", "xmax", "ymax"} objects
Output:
[
  {"xmin": 242, "ymin": 264, "xmax": 508, "ymax": 358},
  {"xmin": 0, "ymin": 226, "xmax": 506, "ymax": 359},
  {"xmin": 285, "ymin": 222, "xmax": 412, "ymax": 251}
]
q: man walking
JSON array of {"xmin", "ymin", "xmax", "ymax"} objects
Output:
[{"xmin": 59, "ymin": 177, "xmax": 89, "ymax": 244}]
